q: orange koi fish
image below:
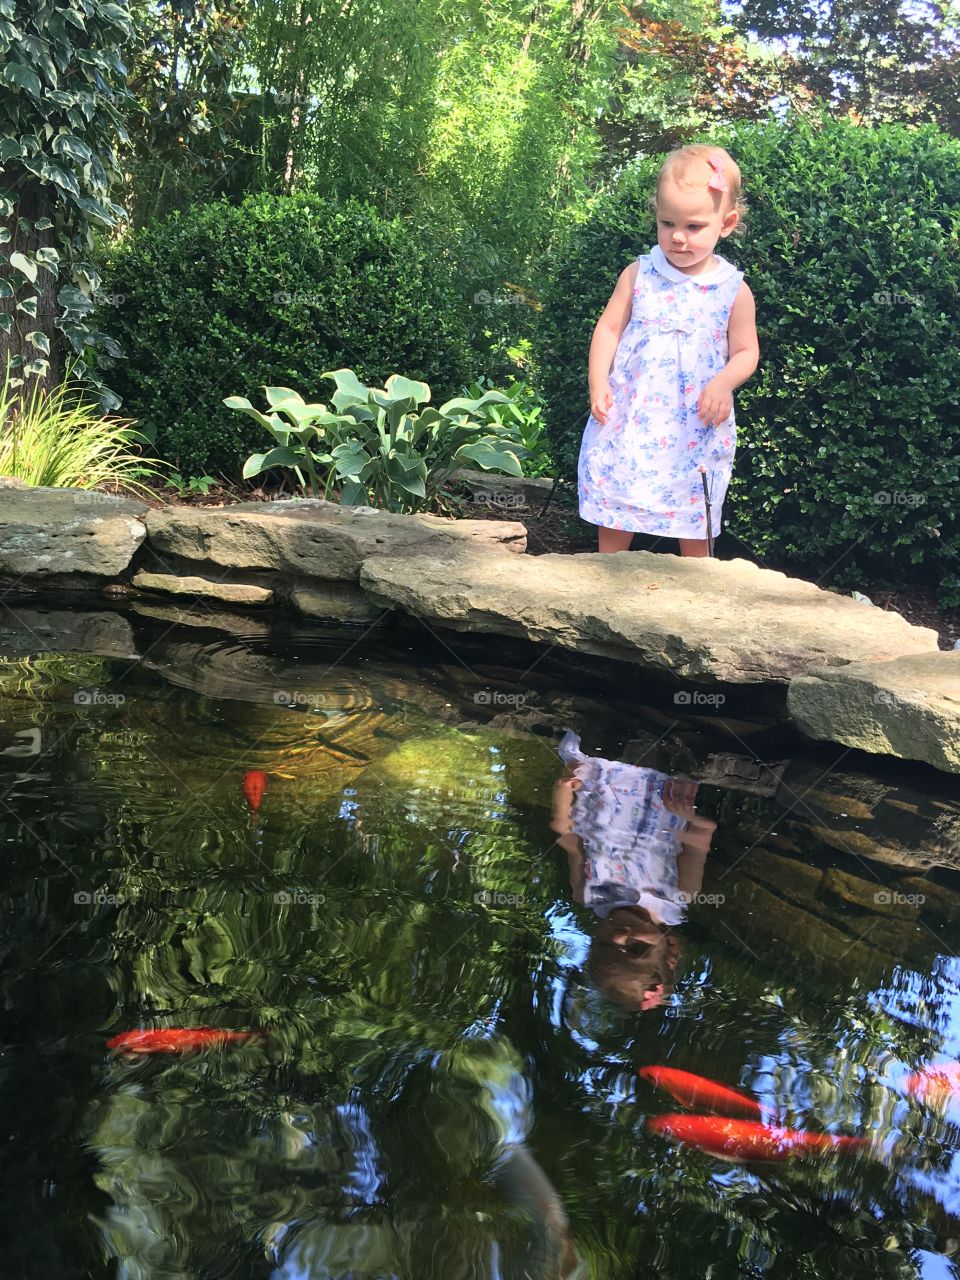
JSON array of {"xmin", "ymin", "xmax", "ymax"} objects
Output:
[
  {"xmin": 648, "ymin": 1114, "xmax": 867, "ymax": 1162},
  {"xmin": 638, "ymin": 1067, "xmax": 762, "ymax": 1118},
  {"xmin": 906, "ymin": 1062, "xmax": 960, "ymax": 1102},
  {"xmin": 242, "ymin": 769, "xmax": 269, "ymax": 813},
  {"xmin": 107, "ymin": 1027, "xmax": 266, "ymax": 1054}
]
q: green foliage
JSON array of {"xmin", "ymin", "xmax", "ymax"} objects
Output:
[
  {"xmin": 0, "ymin": 0, "xmax": 132, "ymax": 402},
  {"xmin": 100, "ymin": 193, "xmax": 478, "ymax": 478},
  {"xmin": 121, "ymin": 0, "xmax": 249, "ymax": 227},
  {"xmin": 461, "ymin": 375, "xmax": 554, "ymax": 479},
  {"xmin": 163, "ymin": 471, "xmax": 217, "ymax": 497},
  {"xmin": 534, "ymin": 112, "xmax": 960, "ymax": 605},
  {"xmin": 226, "ymin": 370, "xmax": 524, "ymax": 514},
  {"xmin": 0, "ymin": 357, "xmax": 167, "ymax": 492}
]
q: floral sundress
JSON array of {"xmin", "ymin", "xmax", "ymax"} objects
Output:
[{"xmin": 577, "ymin": 244, "xmax": 745, "ymax": 539}]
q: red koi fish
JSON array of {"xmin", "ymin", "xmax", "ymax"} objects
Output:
[
  {"xmin": 106, "ymin": 1027, "xmax": 266, "ymax": 1055},
  {"xmin": 638, "ymin": 1067, "xmax": 762, "ymax": 1118},
  {"xmin": 648, "ymin": 1114, "xmax": 867, "ymax": 1162},
  {"xmin": 242, "ymin": 770, "xmax": 268, "ymax": 814},
  {"xmin": 906, "ymin": 1062, "xmax": 960, "ymax": 1102}
]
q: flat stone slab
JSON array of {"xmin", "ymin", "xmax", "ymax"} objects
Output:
[
  {"xmin": 0, "ymin": 486, "xmax": 148, "ymax": 578},
  {"xmin": 359, "ymin": 547, "xmax": 939, "ymax": 686},
  {"xmin": 146, "ymin": 499, "xmax": 526, "ymax": 579},
  {"xmin": 133, "ymin": 570, "xmax": 273, "ymax": 606},
  {"xmin": 788, "ymin": 652, "xmax": 960, "ymax": 773}
]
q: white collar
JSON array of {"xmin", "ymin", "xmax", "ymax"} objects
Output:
[{"xmin": 649, "ymin": 243, "xmax": 737, "ymax": 285}]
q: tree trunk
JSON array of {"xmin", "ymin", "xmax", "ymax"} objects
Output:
[{"xmin": 0, "ymin": 178, "xmax": 62, "ymax": 395}]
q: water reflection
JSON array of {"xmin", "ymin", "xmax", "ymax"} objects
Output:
[
  {"xmin": 4, "ymin": 629, "xmax": 960, "ymax": 1278},
  {"xmin": 551, "ymin": 730, "xmax": 718, "ymax": 1012}
]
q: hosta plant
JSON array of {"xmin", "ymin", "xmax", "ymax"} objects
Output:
[{"xmin": 225, "ymin": 369, "xmax": 526, "ymax": 514}]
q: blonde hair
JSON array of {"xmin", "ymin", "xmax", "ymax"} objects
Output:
[{"xmin": 648, "ymin": 144, "xmax": 748, "ymax": 240}]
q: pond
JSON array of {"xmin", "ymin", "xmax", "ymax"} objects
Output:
[{"xmin": 2, "ymin": 598, "xmax": 960, "ymax": 1280}]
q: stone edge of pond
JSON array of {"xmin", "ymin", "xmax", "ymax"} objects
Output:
[{"xmin": 0, "ymin": 484, "xmax": 955, "ymax": 775}]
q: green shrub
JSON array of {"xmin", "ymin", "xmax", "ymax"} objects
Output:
[
  {"xmin": 534, "ymin": 114, "xmax": 960, "ymax": 606},
  {"xmin": 99, "ymin": 194, "xmax": 478, "ymax": 479},
  {"xmin": 225, "ymin": 370, "xmax": 523, "ymax": 513}
]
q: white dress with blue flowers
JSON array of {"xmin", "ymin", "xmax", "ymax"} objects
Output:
[{"xmin": 578, "ymin": 244, "xmax": 745, "ymax": 539}]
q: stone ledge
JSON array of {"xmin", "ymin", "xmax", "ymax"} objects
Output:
[
  {"xmin": 145, "ymin": 498, "xmax": 526, "ymax": 578},
  {"xmin": 359, "ymin": 545, "xmax": 939, "ymax": 685},
  {"xmin": 0, "ymin": 486, "xmax": 148, "ymax": 578},
  {"xmin": 133, "ymin": 570, "xmax": 274, "ymax": 606},
  {"xmin": 787, "ymin": 652, "xmax": 960, "ymax": 774}
]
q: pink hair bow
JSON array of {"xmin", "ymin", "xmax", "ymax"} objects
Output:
[{"xmin": 706, "ymin": 154, "xmax": 728, "ymax": 193}]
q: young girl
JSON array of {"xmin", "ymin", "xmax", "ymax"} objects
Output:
[{"xmin": 578, "ymin": 144, "xmax": 760, "ymax": 557}]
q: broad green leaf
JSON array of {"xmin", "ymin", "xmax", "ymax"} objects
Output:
[
  {"xmin": 0, "ymin": 279, "xmax": 12, "ymax": 298},
  {"xmin": 26, "ymin": 330, "xmax": 50, "ymax": 354},
  {"xmin": 52, "ymin": 132, "xmax": 92, "ymax": 164},
  {"xmin": 22, "ymin": 358, "xmax": 49, "ymax": 377},
  {"xmin": 0, "ymin": 227, "xmax": 10, "ymax": 243},
  {"xmin": 264, "ymin": 386, "xmax": 304, "ymax": 408},
  {"xmin": 2, "ymin": 61, "xmax": 40, "ymax": 96},
  {"xmin": 384, "ymin": 373, "xmax": 431, "ymax": 406},
  {"xmin": 339, "ymin": 478, "xmax": 370, "ymax": 506},
  {"xmin": 453, "ymin": 442, "xmax": 524, "ymax": 476},
  {"xmin": 9, "ymin": 252, "xmax": 36, "ymax": 283},
  {"xmin": 16, "ymin": 296, "xmax": 37, "ymax": 317},
  {"xmin": 439, "ymin": 390, "xmax": 511, "ymax": 416},
  {"xmin": 241, "ymin": 447, "xmax": 304, "ymax": 479},
  {"xmin": 0, "ymin": 314, "xmax": 11, "ymax": 334}
]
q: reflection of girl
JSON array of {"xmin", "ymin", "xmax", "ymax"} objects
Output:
[{"xmin": 551, "ymin": 731, "xmax": 717, "ymax": 1012}]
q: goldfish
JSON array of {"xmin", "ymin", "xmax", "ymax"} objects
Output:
[
  {"xmin": 242, "ymin": 769, "xmax": 269, "ymax": 813},
  {"xmin": 905, "ymin": 1062, "xmax": 960, "ymax": 1102},
  {"xmin": 106, "ymin": 1027, "xmax": 266, "ymax": 1054},
  {"xmin": 647, "ymin": 1114, "xmax": 867, "ymax": 1162},
  {"xmin": 637, "ymin": 1067, "xmax": 762, "ymax": 1118}
]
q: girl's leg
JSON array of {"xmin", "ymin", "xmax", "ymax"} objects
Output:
[
  {"xmin": 678, "ymin": 537, "xmax": 710, "ymax": 558},
  {"xmin": 598, "ymin": 527, "xmax": 634, "ymax": 553}
]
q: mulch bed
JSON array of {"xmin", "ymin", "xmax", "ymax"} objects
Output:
[{"xmin": 122, "ymin": 475, "xmax": 960, "ymax": 650}]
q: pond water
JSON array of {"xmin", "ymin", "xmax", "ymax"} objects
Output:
[{"xmin": 2, "ymin": 601, "xmax": 960, "ymax": 1280}]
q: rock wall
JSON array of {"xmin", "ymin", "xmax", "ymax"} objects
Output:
[{"xmin": 0, "ymin": 484, "xmax": 956, "ymax": 774}]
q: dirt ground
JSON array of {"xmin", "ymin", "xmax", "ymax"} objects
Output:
[{"xmin": 128, "ymin": 475, "xmax": 960, "ymax": 650}]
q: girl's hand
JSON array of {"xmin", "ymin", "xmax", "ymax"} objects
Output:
[
  {"xmin": 697, "ymin": 376, "xmax": 733, "ymax": 427},
  {"xmin": 589, "ymin": 379, "xmax": 614, "ymax": 425}
]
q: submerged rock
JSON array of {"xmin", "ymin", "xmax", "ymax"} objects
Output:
[
  {"xmin": 788, "ymin": 652, "xmax": 960, "ymax": 774},
  {"xmin": 360, "ymin": 546, "xmax": 938, "ymax": 686}
]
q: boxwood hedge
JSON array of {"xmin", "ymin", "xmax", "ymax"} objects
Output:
[
  {"xmin": 100, "ymin": 193, "xmax": 478, "ymax": 479},
  {"xmin": 534, "ymin": 115, "xmax": 960, "ymax": 606}
]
